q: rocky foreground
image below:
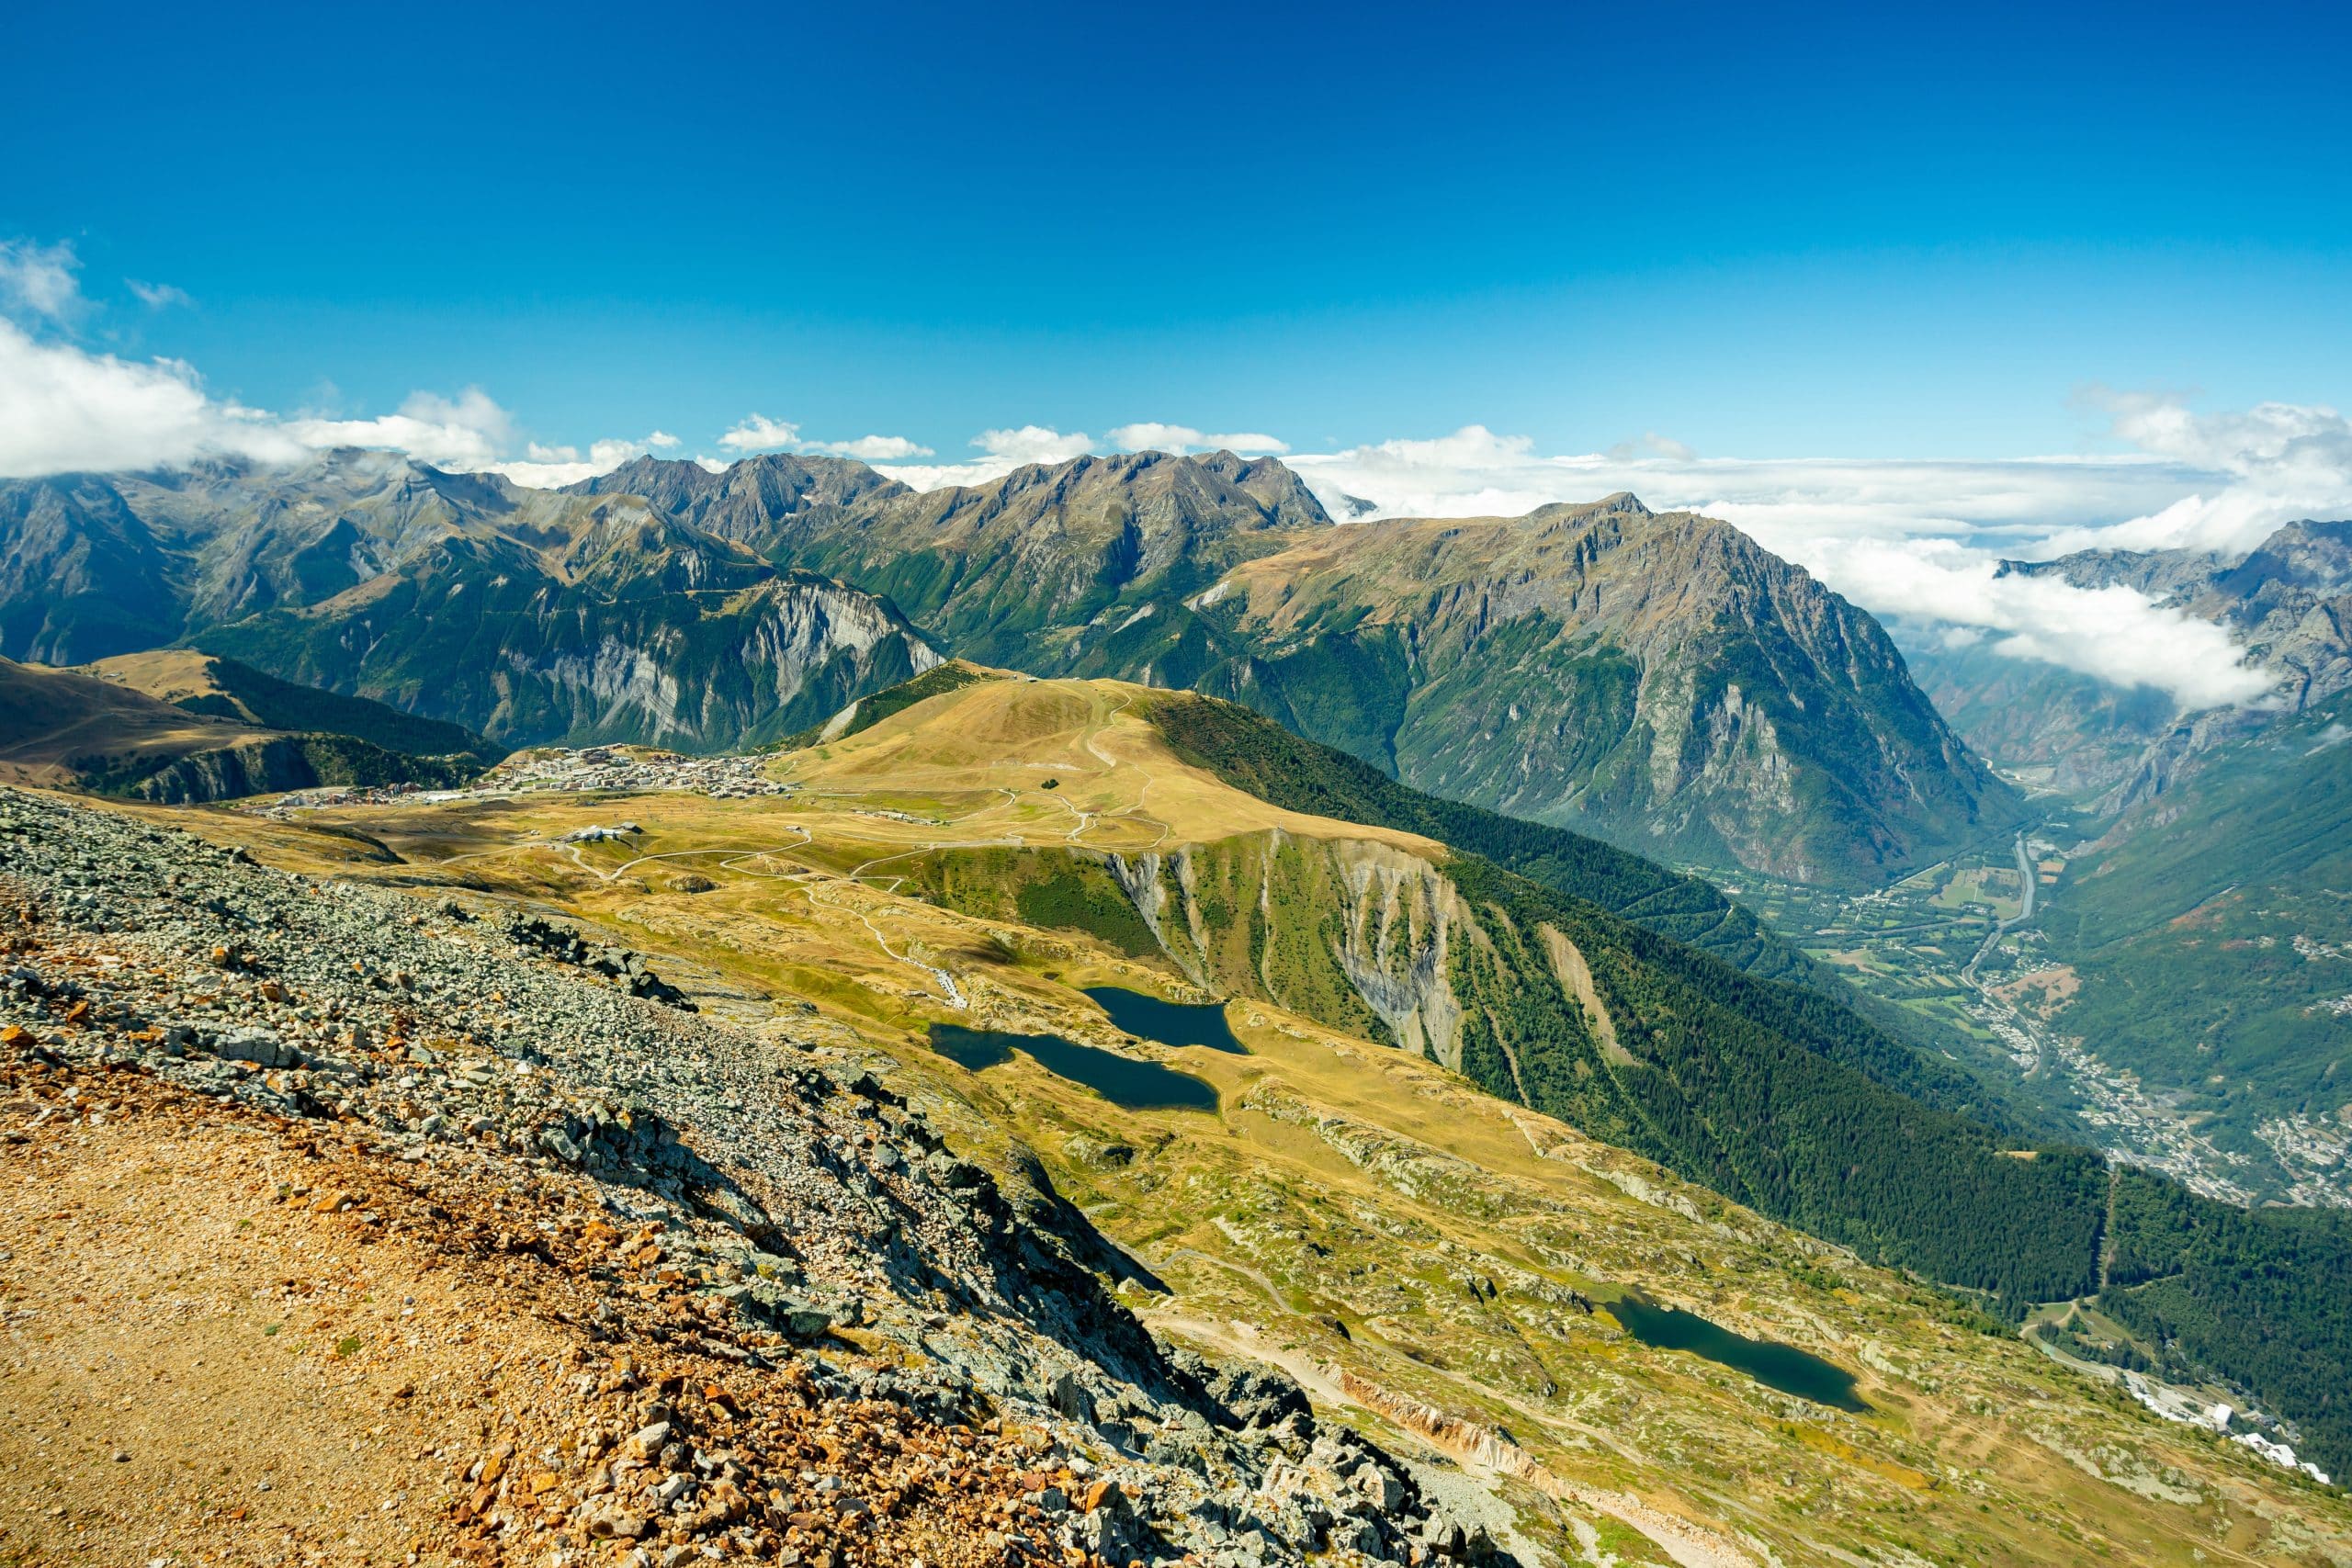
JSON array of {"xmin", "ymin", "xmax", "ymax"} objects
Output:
[{"xmin": 0, "ymin": 786, "xmax": 1515, "ymax": 1568}]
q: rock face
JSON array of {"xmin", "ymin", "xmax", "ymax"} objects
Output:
[
  {"xmin": 1172, "ymin": 494, "xmax": 2018, "ymax": 886},
  {"xmin": 0, "ymin": 451, "xmax": 939, "ymax": 752},
  {"xmin": 1111, "ymin": 833, "xmax": 1470, "ymax": 1066},
  {"xmin": 0, "ymin": 784, "xmax": 1514, "ymax": 1567},
  {"xmin": 572, "ymin": 451, "xmax": 910, "ymax": 546}
]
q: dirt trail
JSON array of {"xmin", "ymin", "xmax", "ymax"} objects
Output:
[
  {"xmin": 0, "ymin": 1054, "xmax": 1059, "ymax": 1568},
  {"xmin": 1, "ymin": 1087, "xmax": 552, "ymax": 1565}
]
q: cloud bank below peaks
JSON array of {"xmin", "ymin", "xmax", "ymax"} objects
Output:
[{"xmin": 1283, "ymin": 411, "xmax": 2348, "ymax": 713}]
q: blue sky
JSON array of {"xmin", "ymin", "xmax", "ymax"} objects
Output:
[
  {"xmin": 9, "ymin": 0, "xmax": 2351, "ymax": 462},
  {"xmin": 7, "ymin": 0, "xmax": 2352, "ymax": 708}
]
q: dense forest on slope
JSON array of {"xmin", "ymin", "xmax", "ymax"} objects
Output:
[
  {"xmin": 1143, "ymin": 689, "xmax": 2051, "ymax": 1132},
  {"xmin": 2100, "ymin": 1168, "xmax": 2352, "ymax": 1483},
  {"xmin": 1433, "ymin": 855, "xmax": 2110, "ymax": 1308}
]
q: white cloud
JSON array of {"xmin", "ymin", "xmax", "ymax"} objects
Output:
[
  {"xmin": 870, "ymin": 425, "xmax": 1097, "ymax": 491},
  {"xmin": 802, "ymin": 434, "xmax": 934, "ymax": 460},
  {"xmin": 0, "ymin": 239, "xmax": 85, "ymax": 324},
  {"xmin": 489, "ymin": 433, "xmax": 681, "ymax": 489},
  {"xmin": 1109, "ymin": 422, "xmax": 1289, "ymax": 456},
  {"xmin": 976, "ymin": 424, "xmax": 1094, "ymax": 463},
  {"xmin": 1768, "ymin": 534, "xmax": 2278, "ymax": 710},
  {"xmin": 127, "ymin": 279, "xmax": 193, "ymax": 311},
  {"xmin": 0, "ymin": 245, "xmax": 670, "ymax": 491},
  {"xmin": 2035, "ymin": 392, "xmax": 2352, "ymax": 558},
  {"xmin": 281, "ymin": 388, "xmax": 515, "ymax": 471},
  {"xmin": 0, "ymin": 315, "xmax": 300, "ymax": 476},
  {"xmin": 1280, "ymin": 415, "xmax": 2340, "ymax": 712},
  {"xmin": 1606, "ymin": 430, "xmax": 1697, "ymax": 462},
  {"xmin": 718, "ymin": 413, "xmax": 801, "ymax": 452}
]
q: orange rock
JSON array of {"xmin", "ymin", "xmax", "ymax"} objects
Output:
[{"xmin": 0, "ymin": 1024, "xmax": 29, "ymax": 1047}]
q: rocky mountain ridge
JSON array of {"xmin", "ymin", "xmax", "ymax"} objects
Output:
[
  {"xmin": 0, "ymin": 450, "xmax": 942, "ymax": 752},
  {"xmin": 627, "ymin": 456, "xmax": 2016, "ymax": 886},
  {"xmin": 3, "ymin": 446, "xmax": 2018, "ymax": 884}
]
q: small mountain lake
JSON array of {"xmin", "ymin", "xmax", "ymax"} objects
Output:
[
  {"xmin": 1611, "ymin": 1293, "xmax": 1867, "ymax": 1412},
  {"xmin": 1081, "ymin": 987, "xmax": 1249, "ymax": 1054},
  {"xmin": 928, "ymin": 1024, "xmax": 1220, "ymax": 1111}
]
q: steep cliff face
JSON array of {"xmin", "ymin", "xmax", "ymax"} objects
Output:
[
  {"xmin": 0, "ymin": 450, "xmax": 940, "ymax": 753},
  {"xmin": 203, "ymin": 556, "xmax": 938, "ymax": 750},
  {"xmin": 1177, "ymin": 496, "xmax": 2018, "ymax": 885},
  {"xmin": 1111, "ymin": 832, "xmax": 1473, "ymax": 1064}
]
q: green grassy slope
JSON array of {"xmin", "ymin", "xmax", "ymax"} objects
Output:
[
  {"xmin": 775, "ymin": 660, "xmax": 1002, "ymax": 750},
  {"xmin": 178, "ymin": 656, "xmax": 498, "ymax": 761}
]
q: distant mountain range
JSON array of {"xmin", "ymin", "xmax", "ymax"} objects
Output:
[
  {"xmin": 1908, "ymin": 517, "xmax": 2352, "ymax": 811},
  {"xmin": 0, "ymin": 446, "xmax": 2022, "ymax": 885},
  {"xmin": 0, "ymin": 450, "xmax": 941, "ymax": 753}
]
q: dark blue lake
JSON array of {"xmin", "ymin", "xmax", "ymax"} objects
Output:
[
  {"xmin": 1081, "ymin": 987, "xmax": 1249, "ymax": 1054},
  {"xmin": 928, "ymin": 1024, "xmax": 1219, "ymax": 1111},
  {"xmin": 1611, "ymin": 1293, "xmax": 1866, "ymax": 1412}
]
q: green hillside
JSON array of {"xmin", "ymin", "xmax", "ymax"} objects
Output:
[{"xmin": 175, "ymin": 655, "xmax": 498, "ymax": 761}]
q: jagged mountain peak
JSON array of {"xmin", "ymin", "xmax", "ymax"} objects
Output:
[
  {"xmin": 571, "ymin": 449, "xmax": 909, "ymax": 546},
  {"xmin": 1524, "ymin": 490, "xmax": 1655, "ymax": 525},
  {"xmin": 914, "ymin": 447, "xmax": 1332, "ymax": 533},
  {"xmin": 2221, "ymin": 516, "xmax": 2352, "ymax": 597}
]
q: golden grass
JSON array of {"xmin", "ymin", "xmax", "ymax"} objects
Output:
[{"xmin": 65, "ymin": 674, "xmax": 2352, "ymax": 1568}]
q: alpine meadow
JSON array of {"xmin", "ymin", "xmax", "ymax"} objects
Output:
[{"xmin": 6, "ymin": 6, "xmax": 2352, "ymax": 1567}]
